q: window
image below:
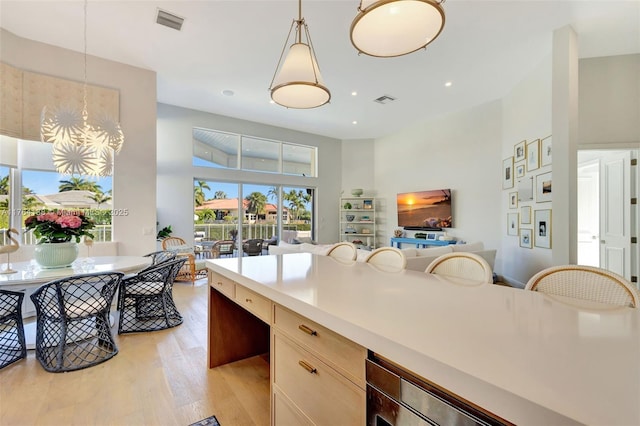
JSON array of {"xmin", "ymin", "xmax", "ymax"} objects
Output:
[
  {"xmin": 193, "ymin": 128, "xmax": 317, "ymax": 177},
  {"xmin": 0, "ymin": 166, "xmax": 9, "ymax": 238},
  {"xmin": 194, "ymin": 180, "xmax": 315, "ymax": 254},
  {"xmin": 0, "ymin": 137, "xmax": 114, "ymax": 244}
]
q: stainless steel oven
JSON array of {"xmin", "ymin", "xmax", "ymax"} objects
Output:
[{"xmin": 366, "ymin": 352, "xmax": 511, "ymax": 426}]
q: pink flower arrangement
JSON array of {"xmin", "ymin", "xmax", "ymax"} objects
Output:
[{"xmin": 25, "ymin": 210, "xmax": 95, "ymax": 244}]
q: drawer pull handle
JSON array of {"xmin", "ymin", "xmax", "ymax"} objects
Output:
[
  {"xmin": 245, "ymin": 298, "xmax": 252, "ymax": 303},
  {"xmin": 298, "ymin": 324, "xmax": 317, "ymax": 336},
  {"xmin": 298, "ymin": 360, "xmax": 317, "ymax": 374},
  {"xmin": 216, "ymin": 281, "xmax": 223, "ymax": 286}
]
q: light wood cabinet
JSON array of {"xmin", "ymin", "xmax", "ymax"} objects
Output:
[
  {"xmin": 208, "ymin": 272, "xmax": 366, "ymax": 425},
  {"xmin": 235, "ymin": 285, "xmax": 271, "ymax": 323},
  {"xmin": 273, "ymin": 332, "xmax": 365, "ymax": 425},
  {"xmin": 209, "ymin": 273, "xmax": 236, "ymax": 299},
  {"xmin": 273, "ymin": 305, "xmax": 366, "ymax": 388}
]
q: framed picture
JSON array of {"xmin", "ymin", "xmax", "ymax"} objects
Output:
[
  {"xmin": 514, "ymin": 140, "xmax": 526, "ymax": 162},
  {"xmin": 515, "ymin": 162, "xmax": 525, "ymax": 178},
  {"xmin": 534, "ymin": 209, "xmax": 552, "ymax": 248},
  {"xmin": 426, "ymin": 232, "xmax": 437, "ymax": 240},
  {"xmin": 502, "ymin": 157, "xmax": 514, "ymax": 189},
  {"xmin": 536, "ymin": 171, "xmax": 552, "ymax": 203},
  {"xmin": 509, "ymin": 192, "xmax": 518, "ymax": 209},
  {"xmin": 519, "ymin": 228, "xmax": 532, "ymax": 248},
  {"xmin": 507, "ymin": 213, "xmax": 519, "ymax": 236},
  {"xmin": 526, "ymin": 139, "xmax": 540, "ymax": 172},
  {"xmin": 520, "ymin": 206, "xmax": 531, "ymax": 224},
  {"xmin": 517, "ymin": 176, "xmax": 533, "ymax": 202},
  {"xmin": 363, "ymin": 199, "xmax": 373, "ymax": 210},
  {"xmin": 541, "ymin": 135, "xmax": 552, "ymax": 167}
]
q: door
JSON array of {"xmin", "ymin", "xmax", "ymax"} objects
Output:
[
  {"xmin": 599, "ymin": 151, "xmax": 631, "ymax": 278},
  {"xmin": 577, "ymin": 160, "xmax": 599, "ymax": 266}
]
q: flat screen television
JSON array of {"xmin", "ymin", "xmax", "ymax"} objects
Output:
[{"xmin": 397, "ymin": 189, "xmax": 452, "ymax": 230}]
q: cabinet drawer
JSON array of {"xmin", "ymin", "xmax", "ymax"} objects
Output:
[
  {"xmin": 209, "ymin": 273, "xmax": 235, "ymax": 300},
  {"xmin": 273, "ymin": 387, "xmax": 314, "ymax": 426},
  {"xmin": 235, "ymin": 285, "xmax": 271, "ymax": 323},
  {"xmin": 274, "ymin": 332, "xmax": 365, "ymax": 426},
  {"xmin": 274, "ymin": 305, "xmax": 366, "ymax": 387}
]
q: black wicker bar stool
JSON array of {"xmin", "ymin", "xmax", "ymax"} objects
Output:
[
  {"xmin": 0, "ymin": 289, "xmax": 27, "ymax": 369},
  {"xmin": 30, "ymin": 272, "xmax": 123, "ymax": 373},
  {"xmin": 117, "ymin": 257, "xmax": 186, "ymax": 334}
]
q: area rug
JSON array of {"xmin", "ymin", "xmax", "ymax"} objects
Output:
[{"xmin": 189, "ymin": 415, "xmax": 220, "ymax": 426}]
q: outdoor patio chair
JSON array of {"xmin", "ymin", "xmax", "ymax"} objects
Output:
[
  {"xmin": 243, "ymin": 239, "xmax": 263, "ymax": 256},
  {"xmin": 117, "ymin": 257, "xmax": 186, "ymax": 334},
  {"xmin": 0, "ymin": 289, "xmax": 27, "ymax": 369},
  {"xmin": 30, "ymin": 272, "xmax": 123, "ymax": 372},
  {"xmin": 211, "ymin": 240, "xmax": 235, "ymax": 258}
]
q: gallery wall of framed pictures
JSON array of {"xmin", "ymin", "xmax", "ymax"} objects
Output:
[{"xmin": 504, "ymin": 134, "xmax": 552, "ymax": 249}]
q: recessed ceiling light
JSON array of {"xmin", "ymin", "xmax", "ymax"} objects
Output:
[
  {"xmin": 270, "ymin": 100, "xmax": 275, "ymax": 104},
  {"xmin": 351, "ymin": 91, "xmax": 357, "ymax": 96},
  {"xmin": 222, "ymin": 89, "xmax": 234, "ymax": 96},
  {"xmin": 352, "ymin": 121, "xmax": 358, "ymax": 125},
  {"xmin": 444, "ymin": 81, "xmax": 452, "ymax": 87}
]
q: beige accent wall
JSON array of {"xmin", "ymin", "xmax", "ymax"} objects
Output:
[
  {"xmin": 0, "ymin": 61, "xmax": 120, "ymax": 142},
  {"xmin": 0, "ymin": 28, "xmax": 157, "ymax": 256}
]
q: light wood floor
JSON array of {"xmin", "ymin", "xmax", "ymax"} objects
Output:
[{"xmin": 0, "ymin": 280, "xmax": 270, "ymax": 426}]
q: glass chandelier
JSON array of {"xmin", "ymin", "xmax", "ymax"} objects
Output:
[
  {"xmin": 350, "ymin": 0, "xmax": 446, "ymax": 58},
  {"xmin": 40, "ymin": 0, "xmax": 124, "ymax": 176},
  {"xmin": 269, "ymin": 0, "xmax": 330, "ymax": 109}
]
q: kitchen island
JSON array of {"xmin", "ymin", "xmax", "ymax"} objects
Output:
[{"xmin": 207, "ymin": 253, "xmax": 640, "ymax": 425}]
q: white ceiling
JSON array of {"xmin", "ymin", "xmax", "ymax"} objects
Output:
[{"xmin": 1, "ymin": 1, "xmax": 638, "ymax": 140}]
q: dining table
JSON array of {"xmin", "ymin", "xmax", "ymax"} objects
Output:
[{"xmin": 0, "ymin": 255, "xmax": 151, "ymax": 348}]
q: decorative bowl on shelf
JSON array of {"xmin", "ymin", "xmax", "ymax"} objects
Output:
[
  {"xmin": 351, "ymin": 188, "xmax": 363, "ymax": 197},
  {"xmin": 346, "ymin": 214, "xmax": 355, "ymax": 222}
]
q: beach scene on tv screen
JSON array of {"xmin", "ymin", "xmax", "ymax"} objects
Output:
[{"xmin": 397, "ymin": 189, "xmax": 452, "ymax": 228}]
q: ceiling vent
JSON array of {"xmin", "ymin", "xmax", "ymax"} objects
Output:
[
  {"xmin": 374, "ymin": 95, "xmax": 396, "ymax": 104},
  {"xmin": 156, "ymin": 9, "xmax": 184, "ymax": 31}
]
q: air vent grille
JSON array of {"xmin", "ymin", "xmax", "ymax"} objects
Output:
[
  {"xmin": 374, "ymin": 95, "xmax": 396, "ymax": 104},
  {"xmin": 156, "ymin": 9, "xmax": 184, "ymax": 31}
]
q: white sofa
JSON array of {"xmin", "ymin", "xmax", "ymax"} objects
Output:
[
  {"xmin": 400, "ymin": 242, "xmax": 497, "ymax": 273},
  {"xmin": 269, "ymin": 241, "xmax": 496, "ymax": 275}
]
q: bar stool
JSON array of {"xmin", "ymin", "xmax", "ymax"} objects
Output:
[{"xmin": 0, "ymin": 289, "xmax": 27, "ymax": 369}]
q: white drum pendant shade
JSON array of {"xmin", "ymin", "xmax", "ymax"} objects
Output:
[
  {"xmin": 351, "ymin": 0, "xmax": 445, "ymax": 57},
  {"xmin": 271, "ymin": 43, "xmax": 330, "ymax": 109}
]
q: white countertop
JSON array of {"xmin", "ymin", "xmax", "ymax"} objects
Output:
[
  {"xmin": 207, "ymin": 253, "xmax": 640, "ymax": 425},
  {"xmin": 0, "ymin": 256, "xmax": 151, "ymax": 288}
]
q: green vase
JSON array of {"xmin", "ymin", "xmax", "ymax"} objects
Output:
[{"xmin": 34, "ymin": 242, "xmax": 79, "ymax": 269}]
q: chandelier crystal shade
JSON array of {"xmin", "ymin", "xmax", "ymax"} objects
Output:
[
  {"xmin": 40, "ymin": 0, "xmax": 124, "ymax": 176},
  {"xmin": 269, "ymin": 0, "xmax": 330, "ymax": 109},
  {"xmin": 350, "ymin": 0, "xmax": 446, "ymax": 58}
]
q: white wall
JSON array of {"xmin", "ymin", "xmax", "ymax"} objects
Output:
[
  {"xmin": 579, "ymin": 54, "xmax": 640, "ymax": 146},
  {"xmin": 373, "ymin": 101, "xmax": 503, "ymax": 263},
  {"xmin": 0, "ymin": 29, "xmax": 158, "ymax": 256},
  {"xmin": 500, "ymin": 54, "xmax": 553, "ymax": 285},
  {"xmin": 156, "ymin": 103, "xmax": 342, "ymax": 245}
]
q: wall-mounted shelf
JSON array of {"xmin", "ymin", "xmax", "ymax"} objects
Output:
[{"xmin": 340, "ymin": 197, "xmax": 376, "ymax": 250}]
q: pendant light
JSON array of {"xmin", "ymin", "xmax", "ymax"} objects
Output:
[
  {"xmin": 269, "ymin": 0, "xmax": 330, "ymax": 109},
  {"xmin": 40, "ymin": 0, "xmax": 124, "ymax": 176},
  {"xmin": 350, "ymin": 0, "xmax": 446, "ymax": 58}
]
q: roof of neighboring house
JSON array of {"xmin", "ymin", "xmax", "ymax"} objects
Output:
[
  {"xmin": 196, "ymin": 198, "xmax": 284, "ymax": 213},
  {"xmin": 43, "ymin": 190, "xmax": 112, "ymax": 209}
]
